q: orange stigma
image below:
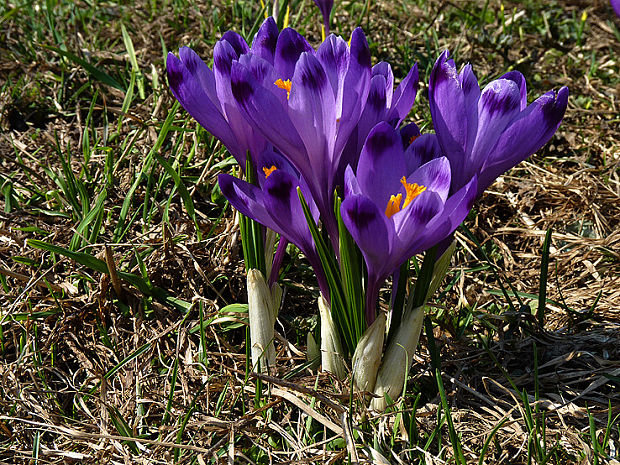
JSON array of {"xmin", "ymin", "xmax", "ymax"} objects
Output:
[
  {"xmin": 409, "ymin": 135, "xmax": 419, "ymax": 145},
  {"xmin": 385, "ymin": 177, "xmax": 426, "ymax": 218},
  {"xmin": 262, "ymin": 165, "xmax": 278, "ymax": 178},
  {"xmin": 274, "ymin": 79, "xmax": 292, "ymax": 99}
]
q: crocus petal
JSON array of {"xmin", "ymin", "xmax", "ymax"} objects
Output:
[
  {"xmin": 372, "ymin": 62, "xmax": 395, "ymax": 107},
  {"xmin": 218, "ymin": 173, "xmax": 274, "ymax": 228},
  {"xmin": 406, "ymin": 156, "xmax": 451, "ymax": 203},
  {"xmin": 612, "ymin": 0, "xmax": 620, "ymax": 17},
  {"xmin": 315, "ymin": 34, "xmax": 349, "ymax": 98},
  {"xmin": 469, "ymin": 78, "xmax": 522, "ymax": 174},
  {"xmin": 251, "ymin": 17, "xmax": 279, "ymax": 65},
  {"xmin": 221, "ymin": 30, "xmax": 250, "ymax": 56},
  {"xmin": 167, "ymin": 52, "xmax": 241, "ymax": 161},
  {"xmin": 392, "ymin": 190, "xmax": 444, "ymax": 245},
  {"xmin": 274, "ymin": 28, "xmax": 313, "ymax": 80},
  {"xmin": 478, "ymin": 86, "xmax": 569, "ymax": 195},
  {"xmin": 501, "ymin": 70, "xmax": 527, "ymax": 110},
  {"xmin": 257, "ymin": 149, "xmax": 298, "ymax": 186},
  {"xmin": 340, "ymin": 194, "xmax": 392, "ymax": 271},
  {"xmin": 388, "ymin": 63, "xmax": 419, "ymax": 125},
  {"xmin": 178, "ymin": 47, "xmax": 219, "ymax": 105},
  {"xmin": 335, "ymin": 27, "xmax": 371, "ymax": 155},
  {"xmin": 399, "ymin": 122, "xmax": 421, "ymax": 149},
  {"xmin": 429, "ymin": 51, "xmax": 469, "ymax": 176},
  {"xmin": 355, "ymin": 122, "xmax": 406, "ymax": 207},
  {"xmin": 404, "ymin": 133, "xmax": 442, "ymax": 174},
  {"xmin": 343, "ymin": 165, "xmax": 361, "ymax": 197},
  {"xmin": 231, "ymin": 60, "xmax": 310, "ymax": 175}
]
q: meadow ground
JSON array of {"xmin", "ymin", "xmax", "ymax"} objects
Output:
[{"xmin": 1, "ymin": 0, "xmax": 619, "ymax": 463}]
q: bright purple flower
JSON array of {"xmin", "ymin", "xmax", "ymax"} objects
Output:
[
  {"xmin": 341, "ymin": 123, "xmax": 478, "ymax": 324},
  {"xmin": 230, "ymin": 28, "xmax": 372, "ymax": 247},
  {"xmin": 312, "ymin": 0, "xmax": 334, "ymax": 36},
  {"xmin": 612, "ymin": 0, "xmax": 620, "ymax": 17},
  {"xmin": 429, "ymin": 50, "xmax": 568, "ymax": 198},
  {"xmin": 218, "ymin": 151, "xmax": 329, "ymax": 297},
  {"xmin": 166, "ymin": 18, "xmax": 280, "ymax": 169}
]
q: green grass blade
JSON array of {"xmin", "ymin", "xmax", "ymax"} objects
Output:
[
  {"xmin": 41, "ymin": 44, "xmax": 125, "ymax": 92},
  {"xmin": 537, "ymin": 228, "xmax": 552, "ymax": 327}
]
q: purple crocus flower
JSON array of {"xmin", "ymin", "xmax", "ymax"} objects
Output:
[
  {"xmin": 230, "ymin": 28, "xmax": 372, "ymax": 248},
  {"xmin": 312, "ymin": 0, "xmax": 334, "ymax": 36},
  {"xmin": 340, "ymin": 123, "xmax": 478, "ymax": 324},
  {"xmin": 429, "ymin": 50, "xmax": 569, "ymax": 199},
  {"xmin": 218, "ymin": 151, "xmax": 329, "ymax": 297},
  {"xmin": 612, "ymin": 0, "xmax": 620, "ymax": 17},
  {"xmin": 166, "ymin": 18, "xmax": 280, "ymax": 169}
]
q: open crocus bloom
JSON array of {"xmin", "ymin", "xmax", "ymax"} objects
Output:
[
  {"xmin": 429, "ymin": 50, "xmax": 568, "ymax": 198},
  {"xmin": 230, "ymin": 27, "xmax": 372, "ymax": 248},
  {"xmin": 340, "ymin": 123, "xmax": 477, "ymax": 325},
  {"xmin": 218, "ymin": 151, "xmax": 328, "ymax": 297},
  {"xmin": 167, "ymin": 18, "xmax": 281, "ymax": 170}
]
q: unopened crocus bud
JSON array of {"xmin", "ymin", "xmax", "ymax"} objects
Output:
[
  {"xmin": 352, "ymin": 312, "xmax": 386, "ymax": 392},
  {"xmin": 318, "ymin": 295, "xmax": 347, "ymax": 379},
  {"xmin": 247, "ymin": 269, "xmax": 283, "ymax": 374},
  {"xmin": 370, "ymin": 305, "xmax": 424, "ymax": 411}
]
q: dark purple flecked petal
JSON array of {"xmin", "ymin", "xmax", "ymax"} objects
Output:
[
  {"xmin": 501, "ymin": 70, "xmax": 527, "ymax": 110},
  {"xmin": 478, "ymin": 86, "xmax": 568, "ymax": 196},
  {"xmin": 230, "ymin": 60, "xmax": 310, "ymax": 175},
  {"xmin": 251, "ymin": 17, "xmax": 279, "ymax": 65},
  {"xmin": 167, "ymin": 52, "xmax": 241, "ymax": 161},
  {"xmin": 218, "ymin": 173, "xmax": 273, "ymax": 227},
  {"xmin": 356, "ymin": 122, "xmax": 405, "ymax": 207},
  {"xmin": 221, "ymin": 30, "xmax": 250, "ymax": 57},
  {"xmin": 429, "ymin": 51, "xmax": 468, "ymax": 177},
  {"xmin": 458, "ymin": 63, "xmax": 481, "ymax": 149},
  {"xmin": 388, "ymin": 63, "xmax": 419, "ymax": 125},
  {"xmin": 469, "ymin": 78, "xmax": 522, "ymax": 172},
  {"xmin": 392, "ymin": 190, "xmax": 443, "ymax": 248},
  {"xmin": 288, "ymin": 52, "xmax": 336, "ymax": 193},
  {"xmin": 274, "ymin": 28, "xmax": 313, "ymax": 80},
  {"xmin": 315, "ymin": 34, "xmax": 349, "ymax": 97},
  {"xmin": 340, "ymin": 194, "xmax": 392, "ymax": 273},
  {"xmin": 405, "ymin": 156, "xmax": 451, "ymax": 203},
  {"xmin": 257, "ymin": 150, "xmax": 298, "ymax": 188},
  {"xmin": 404, "ymin": 133, "xmax": 442, "ymax": 174},
  {"xmin": 371, "ymin": 62, "xmax": 394, "ymax": 106},
  {"xmin": 335, "ymin": 28, "xmax": 371, "ymax": 156},
  {"xmin": 178, "ymin": 47, "xmax": 219, "ymax": 107},
  {"xmin": 399, "ymin": 122, "xmax": 421, "ymax": 149}
]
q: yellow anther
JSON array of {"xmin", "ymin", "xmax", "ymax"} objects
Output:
[
  {"xmin": 274, "ymin": 78, "xmax": 292, "ymax": 99},
  {"xmin": 263, "ymin": 165, "xmax": 278, "ymax": 178},
  {"xmin": 384, "ymin": 177, "xmax": 426, "ymax": 218},
  {"xmin": 385, "ymin": 193, "xmax": 402, "ymax": 218},
  {"xmin": 401, "ymin": 177, "xmax": 426, "ymax": 208}
]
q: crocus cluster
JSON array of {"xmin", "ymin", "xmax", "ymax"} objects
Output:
[{"xmin": 168, "ymin": 17, "xmax": 568, "ymax": 406}]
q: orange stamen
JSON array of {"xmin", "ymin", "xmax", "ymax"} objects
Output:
[
  {"xmin": 384, "ymin": 177, "xmax": 426, "ymax": 218},
  {"xmin": 385, "ymin": 193, "xmax": 403, "ymax": 218},
  {"xmin": 274, "ymin": 79, "xmax": 292, "ymax": 99},
  {"xmin": 408, "ymin": 135, "xmax": 419, "ymax": 145},
  {"xmin": 263, "ymin": 165, "xmax": 278, "ymax": 178},
  {"xmin": 401, "ymin": 177, "xmax": 426, "ymax": 208}
]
